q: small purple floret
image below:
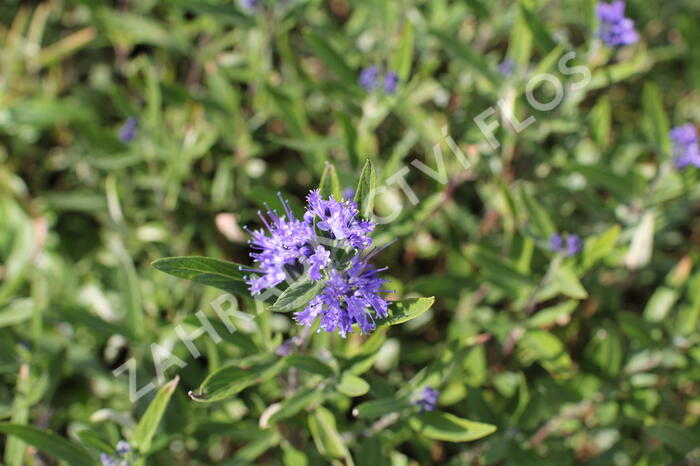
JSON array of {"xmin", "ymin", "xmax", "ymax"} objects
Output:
[
  {"xmin": 384, "ymin": 71, "xmax": 399, "ymax": 94},
  {"xmin": 358, "ymin": 65, "xmax": 380, "ymax": 91},
  {"xmin": 119, "ymin": 117, "xmax": 137, "ymax": 143},
  {"xmin": 414, "ymin": 387, "xmax": 439, "ymax": 412},
  {"xmin": 549, "ymin": 233, "xmax": 564, "ymax": 252},
  {"xmin": 566, "ymin": 234, "xmax": 582, "ymax": 256}
]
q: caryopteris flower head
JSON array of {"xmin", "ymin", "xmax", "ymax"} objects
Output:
[
  {"xmin": 670, "ymin": 124, "xmax": 700, "ymax": 170},
  {"xmin": 597, "ymin": 1, "xmax": 638, "ymax": 47},
  {"xmin": 414, "ymin": 387, "xmax": 439, "ymax": 412},
  {"xmin": 245, "ymin": 190, "xmax": 390, "ymax": 337}
]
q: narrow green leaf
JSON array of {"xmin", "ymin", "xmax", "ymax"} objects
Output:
[
  {"xmin": 518, "ymin": 4, "xmax": 558, "ymax": 54},
  {"xmin": 376, "ymin": 297, "xmax": 435, "ymax": 327},
  {"xmin": 391, "ymin": 22, "xmax": 414, "ymax": 80},
  {"xmin": 271, "ymin": 278, "xmax": 325, "ymax": 313},
  {"xmin": 554, "ymin": 265, "xmax": 588, "ymax": 300},
  {"xmin": 429, "ymin": 29, "xmax": 501, "ymax": 86},
  {"xmin": 190, "ymin": 355, "xmax": 285, "ymax": 402},
  {"xmin": 520, "ymin": 185, "xmax": 555, "ymax": 239},
  {"xmin": 647, "ymin": 421, "xmax": 698, "ymax": 455},
  {"xmin": 152, "ymin": 256, "xmax": 249, "ymax": 295},
  {"xmin": 582, "ymin": 225, "xmax": 620, "ymax": 270},
  {"xmin": 0, "ymin": 424, "xmax": 94, "ymax": 466},
  {"xmin": 354, "ymin": 159, "xmax": 377, "ymax": 220},
  {"xmin": 318, "ymin": 163, "xmax": 342, "ymax": 200},
  {"xmin": 308, "ymin": 407, "xmax": 348, "ymax": 460},
  {"xmin": 268, "ymin": 387, "xmax": 324, "ymax": 424},
  {"xmin": 303, "ymin": 29, "xmax": 356, "ymax": 87},
  {"xmin": 337, "ymin": 373, "xmax": 369, "ymax": 397},
  {"xmin": 131, "ymin": 376, "xmax": 179, "ymax": 453},
  {"xmin": 408, "ymin": 411, "xmax": 497, "ymax": 442},
  {"xmin": 642, "ymin": 82, "xmax": 671, "ymax": 156},
  {"xmin": 352, "ymin": 398, "xmax": 411, "ymax": 420},
  {"xmin": 76, "ymin": 430, "xmax": 115, "ymax": 455},
  {"xmin": 284, "ymin": 354, "xmax": 335, "ymax": 378}
]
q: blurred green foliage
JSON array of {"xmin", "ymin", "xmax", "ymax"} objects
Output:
[{"xmin": 2, "ymin": 0, "xmax": 700, "ymax": 464}]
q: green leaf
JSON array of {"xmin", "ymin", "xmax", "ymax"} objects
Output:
[
  {"xmin": 190, "ymin": 355, "xmax": 285, "ymax": 402},
  {"xmin": 554, "ymin": 265, "xmax": 588, "ymax": 300},
  {"xmin": 131, "ymin": 376, "xmax": 179, "ymax": 453},
  {"xmin": 642, "ymin": 82, "xmax": 671, "ymax": 157},
  {"xmin": 268, "ymin": 387, "xmax": 324, "ymax": 424},
  {"xmin": 354, "ymin": 159, "xmax": 377, "ymax": 220},
  {"xmin": 337, "ymin": 373, "xmax": 369, "ymax": 397},
  {"xmin": 271, "ymin": 278, "xmax": 325, "ymax": 313},
  {"xmin": 408, "ymin": 411, "xmax": 497, "ymax": 442},
  {"xmin": 152, "ymin": 256, "xmax": 249, "ymax": 296},
  {"xmin": 284, "ymin": 354, "xmax": 335, "ymax": 378},
  {"xmin": 518, "ymin": 3, "xmax": 559, "ymax": 55},
  {"xmin": 308, "ymin": 407, "xmax": 348, "ymax": 460},
  {"xmin": 352, "ymin": 398, "xmax": 411, "ymax": 420},
  {"xmin": 429, "ymin": 29, "xmax": 501, "ymax": 86},
  {"xmin": 646, "ymin": 421, "xmax": 698, "ymax": 455},
  {"xmin": 303, "ymin": 29, "xmax": 356, "ymax": 87},
  {"xmin": 376, "ymin": 297, "xmax": 435, "ymax": 327},
  {"xmin": 318, "ymin": 163, "xmax": 342, "ymax": 200},
  {"xmin": 676, "ymin": 271, "xmax": 700, "ymax": 335},
  {"xmin": 391, "ymin": 22, "xmax": 414, "ymax": 80},
  {"xmin": 0, "ymin": 424, "xmax": 94, "ymax": 466},
  {"xmin": 520, "ymin": 185, "xmax": 555, "ymax": 239},
  {"xmin": 517, "ymin": 330, "xmax": 572, "ymax": 376},
  {"xmin": 527, "ymin": 300, "xmax": 578, "ymax": 328},
  {"xmin": 76, "ymin": 430, "xmax": 115, "ymax": 455},
  {"xmin": 582, "ymin": 225, "xmax": 621, "ymax": 270}
]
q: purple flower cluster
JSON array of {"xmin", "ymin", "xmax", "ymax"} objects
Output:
[
  {"xmin": 550, "ymin": 233, "xmax": 582, "ymax": 257},
  {"xmin": 245, "ymin": 190, "xmax": 390, "ymax": 337},
  {"xmin": 414, "ymin": 387, "xmax": 439, "ymax": 412},
  {"xmin": 597, "ymin": 1, "xmax": 639, "ymax": 47},
  {"xmin": 670, "ymin": 124, "xmax": 700, "ymax": 170},
  {"xmin": 359, "ymin": 66, "xmax": 399, "ymax": 94}
]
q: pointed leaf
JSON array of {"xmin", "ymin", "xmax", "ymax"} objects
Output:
[
  {"xmin": 337, "ymin": 373, "xmax": 369, "ymax": 397},
  {"xmin": 318, "ymin": 163, "xmax": 342, "ymax": 200},
  {"xmin": 271, "ymin": 278, "xmax": 324, "ymax": 313},
  {"xmin": 376, "ymin": 297, "xmax": 435, "ymax": 327},
  {"xmin": 0, "ymin": 424, "xmax": 94, "ymax": 466},
  {"xmin": 408, "ymin": 411, "xmax": 497, "ymax": 442},
  {"xmin": 190, "ymin": 355, "xmax": 285, "ymax": 402},
  {"xmin": 354, "ymin": 159, "xmax": 376, "ymax": 219},
  {"xmin": 131, "ymin": 376, "xmax": 179, "ymax": 453},
  {"xmin": 152, "ymin": 256, "xmax": 249, "ymax": 295}
]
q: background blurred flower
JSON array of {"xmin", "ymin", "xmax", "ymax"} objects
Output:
[
  {"xmin": 597, "ymin": 0, "xmax": 638, "ymax": 47},
  {"xmin": 118, "ymin": 117, "xmax": 137, "ymax": 143}
]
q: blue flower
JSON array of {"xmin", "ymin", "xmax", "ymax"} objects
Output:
[
  {"xmin": 597, "ymin": 1, "xmax": 638, "ymax": 47},
  {"xmin": 245, "ymin": 190, "xmax": 390, "ymax": 337},
  {"xmin": 358, "ymin": 66, "xmax": 380, "ymax": 90},
  {"xmin": 498, "ymin": 58, "xmax": 515, "ymax": 76},
  {"xmin": 384, "ymin": 71, "xmax": 399, "ymax": 94},
  {"xmin": 670, "ymin": 124, "xmax": 700, "ymax": 170},
  {"xmin": 414, "ymin": 387, "xmax": 439, "ymax": 412},
  {"xmin": 119, "ymin": 117, "xmax": 137, "ymax": 143},
  {"xmin": 549, "ymin": 233, "xmax": 564, "ymax": 252},
  {"xmin": 566, "ymin": 234, "xmax": 582, "ymax": 256}
]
